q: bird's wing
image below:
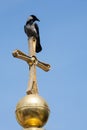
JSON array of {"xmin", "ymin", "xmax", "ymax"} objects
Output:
[
  {"xmin": 34, "ymin": 23, "xmax": 40, "ymax": 37},
  {"xmin": 34, "ymin": 23, "xmax": 42, "ymax": 53}
]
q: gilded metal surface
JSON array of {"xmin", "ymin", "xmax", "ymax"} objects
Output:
[
  {"xmin": 12, "ymin": 37, "xmax": 51, "ymax": 94},
  {"xmin": 15, "ymin": 94, "xmax": 50, "ymax": 128},
  {"xmin": 24, "ymin": 128, "xmax": 45, "ymax": 130},
  {"xmin": 27, "ymin": 37, "xmax": 38, "ymax": 94},
  {"xmin": 36, "ymin": 59, "xmax": 50, "ymax": 72},
  {"xmin": 12, "ymin": 49, "xmax": 50, "ymax": 72},
  {"xmin": 12, "ymin": 49, "xmax": 33, "ymax": 66}
]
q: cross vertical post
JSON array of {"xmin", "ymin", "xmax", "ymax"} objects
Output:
[{"xmin": 26, "ymin": 37, "xmax": 38, "ymax": 94}]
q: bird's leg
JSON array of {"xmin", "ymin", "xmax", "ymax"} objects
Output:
[{"xmin": 26, "ymin": 37, "xmax": 38, "ymax": 94}]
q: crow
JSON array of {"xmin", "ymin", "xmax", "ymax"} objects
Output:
[{"xmin": 24, "ymin": 15, "xmax": 42, "ymax": 53}]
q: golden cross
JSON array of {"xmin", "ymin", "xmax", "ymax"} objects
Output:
[{"xmin": 12, "ymin": 37, "xmax": 50, "ymax": 94}]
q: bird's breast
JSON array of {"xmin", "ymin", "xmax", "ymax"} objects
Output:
[{"xmin": 25, "ymin": 24, "xmax": 38, "ymax": 38}]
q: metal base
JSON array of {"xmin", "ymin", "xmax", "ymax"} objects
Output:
[{"xmin": 23, "ymin": 128, "xmax": 45, "ymax": 130}]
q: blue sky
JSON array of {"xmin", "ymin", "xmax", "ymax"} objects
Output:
[{"xmin": 0, "ymin": 0, "xmax": 87, "ymax": 130}]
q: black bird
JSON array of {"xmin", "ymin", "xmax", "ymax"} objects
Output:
[{"xmin": 24, "ymin": 15, "xmax": 42, "ymax": 53}]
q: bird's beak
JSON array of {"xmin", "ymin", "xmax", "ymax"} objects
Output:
[{"xmin": 37, "ymin": 18, "xmax": 40, "ymax": 22}]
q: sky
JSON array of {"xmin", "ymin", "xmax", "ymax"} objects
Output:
[{"xmin": 0, "ymin": 0, "xmax": 87, "ymax": 130}]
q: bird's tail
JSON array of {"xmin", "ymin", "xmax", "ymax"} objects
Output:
[{"xmin": 36, "ymin": 36, "xmax": 42, "ymax": 53}]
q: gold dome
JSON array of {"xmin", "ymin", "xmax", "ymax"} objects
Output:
[{"xmin": 15, "ymin": 94, "xmax": 50, "ymax": 128}]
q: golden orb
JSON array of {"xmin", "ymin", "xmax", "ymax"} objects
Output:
[{"xmin": 15, "ymin": 94, "xmax": 50, "ymax": 128}]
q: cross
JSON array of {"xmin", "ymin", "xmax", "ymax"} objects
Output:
[{"xmin": 12, "ymin": 37, "xmax": 51, "ymax": 94}]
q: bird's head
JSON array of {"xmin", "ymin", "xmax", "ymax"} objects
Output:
[{"xmin": 28, "ymin": 15, "xmax": 40, "ymax": 23}]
